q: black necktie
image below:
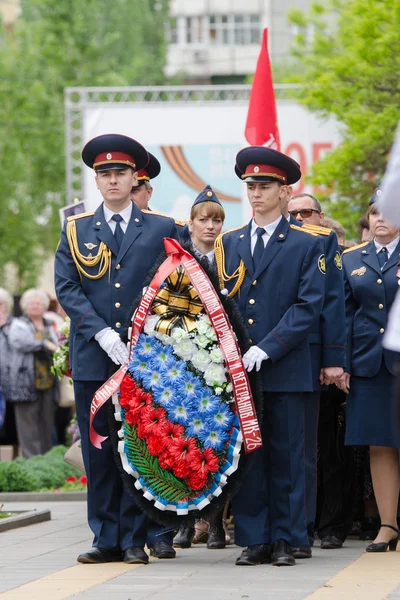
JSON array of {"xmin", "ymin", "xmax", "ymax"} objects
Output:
[
  {"xmin": 377, "ymin": 246, "xmax": 388, "ymax": 269},
  {"xmin": 112, "ymin": 214, "xmax": 124, "ymax": 251},
  {"xmin": 253, "ymin": 227, "xmax": 265, "ymax": 268}
]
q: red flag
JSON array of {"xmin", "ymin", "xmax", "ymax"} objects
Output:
[{"xmin": 245, "ymin": 28, "xmax": 280, "ymax": 150}]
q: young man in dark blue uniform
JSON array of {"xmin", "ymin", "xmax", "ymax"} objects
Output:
[
  {"xmin": 55, "ymin": 134, "xmax": 178, "ymax": 564},
  {"xmin": 214, "ymin": 147, "xmax": 326, "ymax": 566},
  {"xmin": 287, "ymin": 194, "xmax": 346, "ymax": 554}
]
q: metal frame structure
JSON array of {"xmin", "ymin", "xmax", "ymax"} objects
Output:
[{"xmin": 64, "ymin": 84, "xmax": 300, "ymax": 203}]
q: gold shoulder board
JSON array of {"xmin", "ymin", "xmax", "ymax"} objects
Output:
[
  {"xmin": 141, "ymin": 208, "xmax": 183, "ymax": 224},
  {"xmin": 67, "ymin": 211, "xmax": 94, "ymax": 222},
  {"xmin": 290, "ymin": 224, "xmax": 319, "ymax": 236},
  {"xmin": 220, "ymin": 224, "xmax": 247, "ymax": 238},
  {"xmin": 342, "ymin": 241, "xmax": 369, "ymax": 254},
  {"xmin": 302, "ymin": 224, "xmax": 332, "ymax": 236}
]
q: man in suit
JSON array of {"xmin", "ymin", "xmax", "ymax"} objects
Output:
[
  {"xmin": 214, "ymin": 147, "xmax": 326, "ymax": 566},
  {"xmin": 287, "ymin": 194, "xmax": 346, "ymax": 554},
  {"xmin": 55, "ymin": 134, "xmax": 178, "ymax": 564}
]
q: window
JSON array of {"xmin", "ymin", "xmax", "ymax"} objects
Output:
[{"xmin": 168, "ymin": 14, "xmax": 261, "ymax": 46}]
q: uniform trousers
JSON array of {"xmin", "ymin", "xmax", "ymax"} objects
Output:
[
  {"xmin": 315, "ymin": 388, "xmax": 353, "ymax": 542},
  {"xmin": 232, "ymin": 392, "xmax": 309, "ymax": 548},
  {"xmin": 74, "ymin": 381, "xmax": 172, "ymax": 551},
  {"xmin": 304, "ymin": 392, "xmax": 320, "ymax": 542}
]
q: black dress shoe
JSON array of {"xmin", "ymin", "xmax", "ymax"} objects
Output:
[
  {"xmin": 123, "ymin": 547, "xmax": 149, "ymax": 564},
  {"xmin": 77, "ymin": 547, "xmax": 122, "ymax": 564},
  {"xmin": 291, "ymin": 546, "xmax": 312, "ymax": 559},
  {"xmin": 149, "ymin": 542, "xmax": 176, "ymax": 559},
  {"xmin": 207, "ymin": 526, "xmax": 226, "ymax": 549},
  {"xmin": 173, "ymin": 524, "xmax": 195, "ymax": 548},
  {"xmin": 366, "ymin": 524, "xmax": 399, "ymax": 553},
  {"xmin": 320, "ymin": 535, "xmax": 343, "ymax": 549},
  {"xmin": 271, "ymin": 540, "xmax": 295, "ymax": 566},
  {"xmin": 235, "ymin": 544, "xmax": 271, "ymax": 566}
]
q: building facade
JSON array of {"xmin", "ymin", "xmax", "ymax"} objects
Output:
[{"xmin": 166, "ymin": 0, "xmax": 315, "ymax": 82}]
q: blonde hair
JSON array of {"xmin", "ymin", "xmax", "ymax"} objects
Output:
[
  {"xmin": 190, "ymin": 201, "xmax": 225, "ymax": 222},
  {"xmin": 20, "ymin": 288, "xmax": 50, "ymax": 313}
]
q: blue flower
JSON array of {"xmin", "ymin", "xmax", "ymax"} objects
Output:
[
  {"xmin": 128, "ymin": 353, "xmax": 149, "ymax": 381},
  {"xmin": 135, "ymin": 334, "xmax": 160, "ymax": 359},
  {"xmin": 141, "ymin": 368, "xmax": 163, "ymax": 390},
  {"xmin": 198, "ymin": 428, "xmax": 229, "ymax": 451},
  {"xmin": 176, "ymin": 373, "xmax": 204, "ymax": 399},
  {"xmin": 148, "ymin": 345, "xmax": 175, "ymax": 372},
  {"xmin": 207, "ymin": 403, "xmax": 234, "ymax": 431},
  {"xmin": 186, "ymin": 413, "xmax": 207, "ymax": 438},
  {"xmin": 152, "ymin": 383, "xmax": 175, "ymax": 408},
  {"xmin": 166, "ymin": 396, "xmax": 193, "ymax": 426},
  {"xmin": 163, "ymin": 359, "xmax": 186, "ymax": 386},
  {"xmin": 194, "ymin": 391, "xmax": 220, "ymax": 415}
]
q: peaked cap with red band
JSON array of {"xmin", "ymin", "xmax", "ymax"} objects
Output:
[
  {"xmin": 82, "ymin": 134, "xmax": 149, "ymax": 172},
  {"xmin": 135, "ymin": 152, "xmax": 161, "ymax": 185},
  {"xmin": 235, "ymin": 146, "xmax": 301, "ymax": 185}
]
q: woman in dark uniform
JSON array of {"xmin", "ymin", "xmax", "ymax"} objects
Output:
[{"xmin": 339, "ymin": 196, "xmax": 400, "ymax": 552}]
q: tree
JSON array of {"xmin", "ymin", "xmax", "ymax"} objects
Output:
[
  {"xmin": 289, "ymin": 0, "xmax": 400, "ymax": 236},
  {"xmin": 0, "ymin": 0, "xmax": 170, "ymax": 291}
]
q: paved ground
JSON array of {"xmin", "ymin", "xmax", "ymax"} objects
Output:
[{"xmin": 0, "ymin": 501, "xmax": 400, "ymax": 600}]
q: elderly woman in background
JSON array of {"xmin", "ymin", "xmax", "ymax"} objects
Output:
[
  {"xmin": 9, "ymin": 288, "xmax": 58, "ymax": 458},
  {"xmin": 339, "ymin": 194, "xmax": 400, "ymax": 553}
]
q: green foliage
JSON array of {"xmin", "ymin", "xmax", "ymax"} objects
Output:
[
  {"xmin": 124, "ymin": 424, "xmax": 191, "ymax": 502},
  {"xmin": 0, "ymin": 445, "xmax": 83, "ymax": 492},
  {"xmin": 0, "ymin": 0, "xmax": 170, "ymax": 290},
  {"xmin": 288, "ymin": 0, "xmax": 400, "ymax": 236}
]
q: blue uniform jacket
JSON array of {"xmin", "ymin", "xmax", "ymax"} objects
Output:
[
  {"xmin": 342, "ymin": 239, "xmax": 400, "ymax": 376},
  {"xmin": 55, "ymin": 202, "xmax": 178, "ymax": 381},
  {"xmin": 215, "ymin": 216, "xmax": 325, "ymax": 392}
]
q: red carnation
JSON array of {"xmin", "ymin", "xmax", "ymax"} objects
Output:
[
  {"xmin": 79, "ymin": 476, "xmax": 88, "ymax": 485},
  {"xmin": 139, "ymin": 406, "xmax": 167, "ymax": 436},
  {"xmin": 173, "ymin": 460, "xmax": 191, "ymax": 479},
  {"xmin": 125, "ymin": 409, "xmax": 140, "ymax": 427},
  {"xmin": 147, "ymin": 435, "xmax": 167, "ymax": 457},
  {"xmin": 192, "ymin": 447, "xmax": 220, "ymax": 475},
  {"xmin": 164, "ymin": 421, "xmax": 185, "ymax": 440},
  {"xmin": 67, "ymin": 476, "xmax": 77, "ymax": 483},
  {"xmin": 158, "ymin": 450, "xmax": 174, "ymax": 470},
  {"xmin": 169, "ymin": 437, "xmax": 198, "ymax": 462},
  {"xmin": 119, "ymin": 376, "xmax": 138, "ymax": 408},
  {"xmin": 187, "ymin": 471, "xmax": 209, "ymax": 491}
]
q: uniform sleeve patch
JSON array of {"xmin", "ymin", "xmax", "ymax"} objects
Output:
[
  {"xmin": 334, "ymin": 251, "xmax": 343, "ymax": 270},
  {"xmin": 318, "ymin": 254, "xmax": 326, "ymax": 274}
]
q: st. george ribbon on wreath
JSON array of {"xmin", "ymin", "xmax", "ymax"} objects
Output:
[{"xmin": 89, "ymin": 238, "xmax": 263, "ymax": 527}]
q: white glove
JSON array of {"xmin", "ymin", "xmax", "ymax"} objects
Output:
[
  {"xmin": 243, "ymin": 346, "xmax": 269, "ymax": 372},
  {"xmin": 95, "ymin": 327, "xmax": 129, "ymax": 365}
]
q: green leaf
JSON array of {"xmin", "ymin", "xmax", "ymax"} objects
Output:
[{"xmin": 124, "ymin": 424, "xmax": 192, "ymax": 503}]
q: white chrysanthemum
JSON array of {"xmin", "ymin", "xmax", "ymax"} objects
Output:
[
  {"xmin": 215, "ymin": 387, "xmax": 223, "ymax": 396},
  {"xmin": 204, "ymin": 363, "xmax": 227, "ymax": 387},
  {"xmin": 209, "ymin": 346, "xmax": 223, "ymax": 363},
  {"xmin": 226, "ymin": 382, "xmax": 233, "ymax": 393},
  {"xmin": 194, "ymin": 334, "xmax": 210, "ymax": 349},
  {"xmin": 196, "ymin": 320, "xmax": 210, "ymax": 335},
  {"xmin": 173, "ymin": 339, "xmax": 197, "ymax": 360},
  {"xmin": 171, "ymin": 327, "xmax": 189, "ymax": 343},
  {"xmin": 191, "ymin": 349, "xmax": 212, "ymax": 372},
  {"xmin": 143, "ymin": 315, "xmax": 159, "ymax": 336}
]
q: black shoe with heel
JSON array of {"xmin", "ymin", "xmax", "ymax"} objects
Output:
[{"xmin": 366, "ymin": 524, "xmax": 399, "ymax": 553}]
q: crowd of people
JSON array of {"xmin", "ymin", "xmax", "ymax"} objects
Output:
[
  {"xmin": 0, "ymin": 133, "xmax": 399, "ymax": 568},
  {"xmin": 0, "ymin": 289, "xmax": 73, "ymax": 458}
]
